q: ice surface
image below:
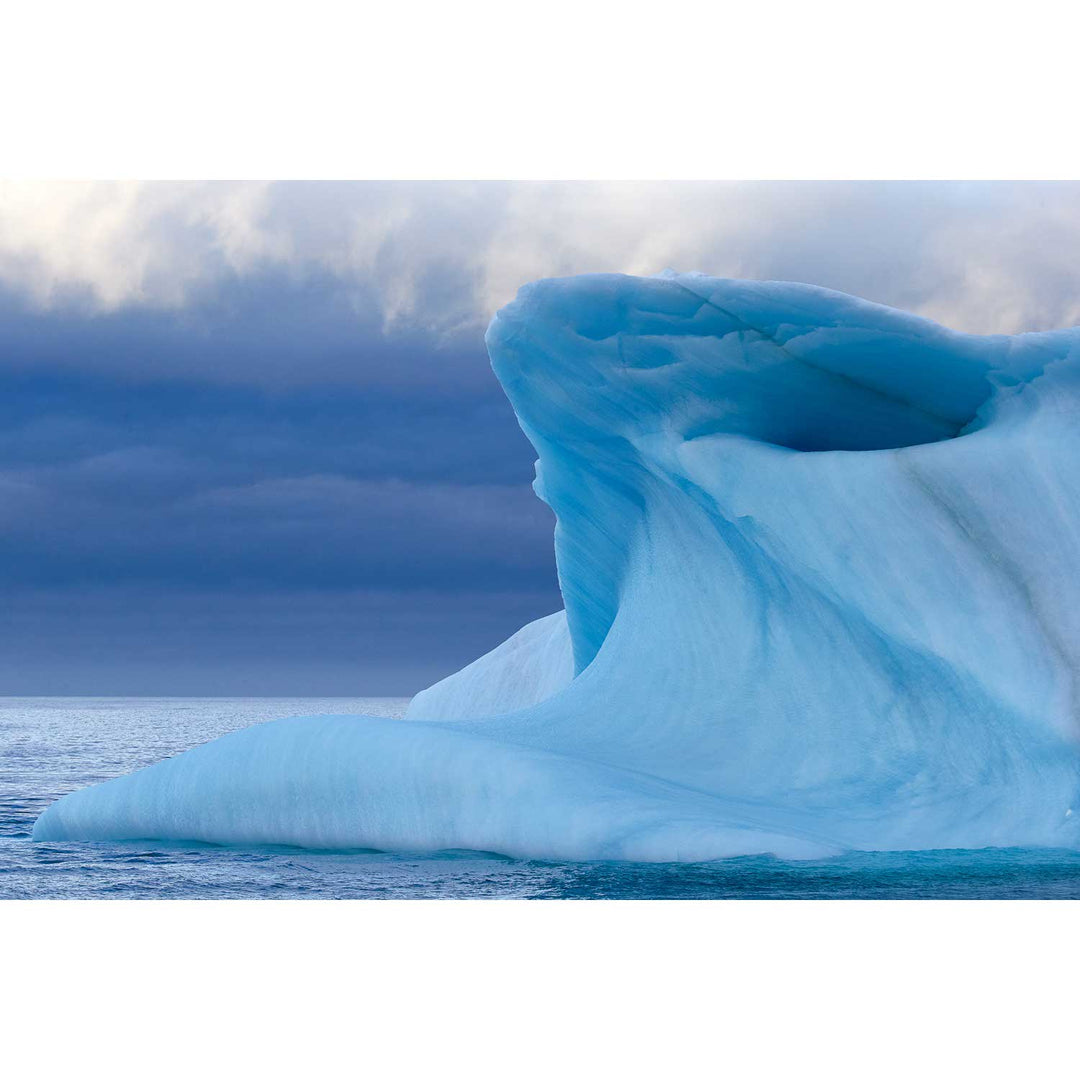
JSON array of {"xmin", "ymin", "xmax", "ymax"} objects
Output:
[
  {"xmin": 34, "ymin": 273, "xmax": 1080, "ymax": 860},
  {"xmin": 406, "ymin": 610, "xmax": 573, "ymax": 721}
]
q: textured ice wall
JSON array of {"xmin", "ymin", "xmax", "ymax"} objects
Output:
[{"xmin": 34, "ymin": 273, "xmax": 1080, "ymax": 859}]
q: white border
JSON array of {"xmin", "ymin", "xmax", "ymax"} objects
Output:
[
  {"xmin": 5, "ymin": 900, "xmax": 1078, "ymax": 1079},
  {"xmin": 3, "ymin": 3, "xmax": 1078, "ymax": 1074},
  {"xmin": 4, "ymin": 1, "xmax": 1079, "ymax": 179}
]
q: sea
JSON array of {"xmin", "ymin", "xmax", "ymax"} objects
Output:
[{"xmin": 4, "ymin": 696, "xmax": 1080, "ymax": 900}]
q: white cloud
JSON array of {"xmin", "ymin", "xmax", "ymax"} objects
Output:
[
  {"xmin": 1, "ymin": 180, "xmax": 1079, "ymax": 336},
  {"xmin": 0, "ymin": 181, "xmax": 286, "ymax": 308}
]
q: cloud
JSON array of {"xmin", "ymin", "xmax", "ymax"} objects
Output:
[
  {"xmin": 0, "ymin": 462, "xmax": 554, "ymax": 592},
  {"xmin": 0, "ymin": 584, "xmax": 562, "ymax": 694},
  {"xmin": 3, "ymin": 181, "xmax": 1080, "ymax": 343},
  {"xmin": 3, "ymin": 180, "xmax": 1079, "ymax": 691},
  {"xmin": 0, "ymin": 180, "xmax": 283, "ymax": 309}
]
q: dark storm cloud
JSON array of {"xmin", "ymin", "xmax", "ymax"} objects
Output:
[
  {"xmin": 0, "ymin": 586, "xmax": 562, "ymax": 695},
  {"xmin": 0, "ymin": 266, "xmax": 491, "ymax": 391},
  {"xmin": 0, "ymin": 466, "xmax": 555, "ymax": 591},
  {"xmin": 0, "ymin": 234, "xmax": 559, "ymax": 691},
  {"xmin": 0, "ymin": 353, "xmax": 528, "ymax": 484},
  {"xmin": 0, "ymin": 309, "xmax": 553, "ymax": 595}
]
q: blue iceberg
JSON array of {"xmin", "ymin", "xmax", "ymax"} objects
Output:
[{"xmin": 33, "ymin": 272, "xmax": 1080, "ymax": 860}]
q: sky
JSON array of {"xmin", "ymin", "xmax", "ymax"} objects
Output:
[{"xmin": 2, "ymin": 180, "xmax": 1080, "ymax": 695}]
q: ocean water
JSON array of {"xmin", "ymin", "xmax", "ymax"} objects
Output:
[{"xmin": 4, "ymin": 696, "xmax": 1080, "ymax": 900}]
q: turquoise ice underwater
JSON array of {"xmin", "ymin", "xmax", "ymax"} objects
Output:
[{"xmin": 30, "ymin": 273, "xmax": 1080, "ymax": 877}]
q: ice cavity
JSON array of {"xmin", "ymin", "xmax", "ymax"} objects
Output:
[{"xmin": 34, "ymin": 273, "xmax": 1080, "ymax": 860}]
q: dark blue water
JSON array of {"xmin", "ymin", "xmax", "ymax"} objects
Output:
[{"xmin": 5, "ymin": 697, "xmax": 1080, "ymax": 899}]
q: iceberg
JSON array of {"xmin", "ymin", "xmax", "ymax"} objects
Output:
[{"xmin": 33, "ymin": 272, "xmax": 1080, "ymax": 860}]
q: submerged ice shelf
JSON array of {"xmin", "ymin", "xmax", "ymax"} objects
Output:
[{"xmin": 34, "ymin": 273, "xmax": 1080, "ymax": 860}]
